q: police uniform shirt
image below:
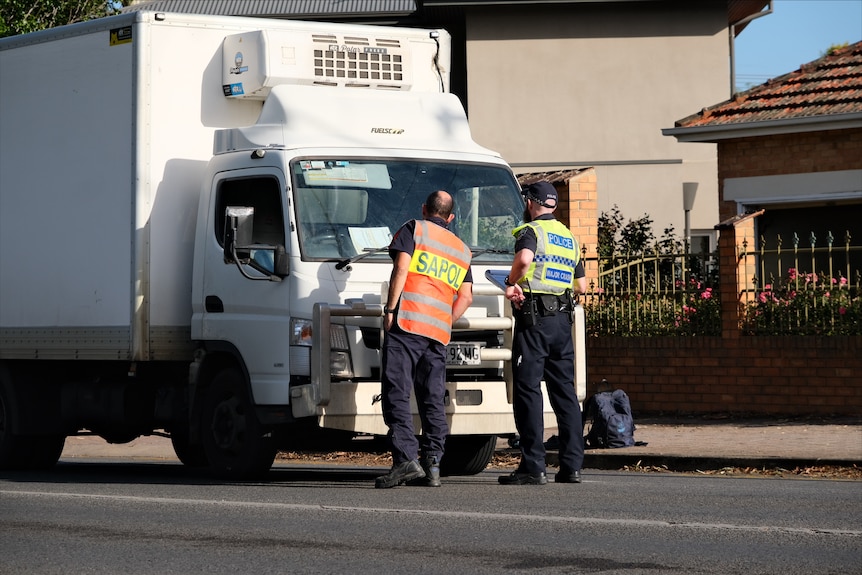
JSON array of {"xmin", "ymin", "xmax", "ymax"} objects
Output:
[
  {"xmin": 390, "ymin": 217, "xmax": 474, "ymax": 283},
  {"xmin": 514, "ymin": 214, "xmax": 585, "ymax": 282}
]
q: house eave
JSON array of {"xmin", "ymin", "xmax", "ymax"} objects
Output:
[
  {"xmin": 662, "ymin": 113, "xmax": 862, "ymax": 143},
  {"xmin": 421, "ymin": 0, "xmax": 654, "ymax": 5}
]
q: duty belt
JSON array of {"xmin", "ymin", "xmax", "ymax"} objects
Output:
[
  {"xmin": 527, "ymin": 293, "xmax": 570, "ymax": 314},
  {"xmin": 513, "ymin": 288, "xmax": 575, "ymax": 327}
]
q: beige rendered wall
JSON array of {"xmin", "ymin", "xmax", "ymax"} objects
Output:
[{"xmin": 463, "ymin": 3, "xmax": 729, "ymax": 246}]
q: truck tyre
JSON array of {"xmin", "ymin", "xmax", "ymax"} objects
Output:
[
  {"xmin": 0, "ymin": 382, "xmax": 64, "ymax": 470},
  {"xmin": 170, "ymin": 429, "xmax": 209, "ymax": 468},
  {"xmin": 0, "ymin": 381, "xmax": 19, "ymax": 469},
  {"xmin": 17, "ymin": 435, "xmax": 65, "ymax": 470},
  {"xmin": 440, "ymin": 434, "xmax": 497, "ymax": 476},
  {"xmin": 201, "ymin": 368, "xmax": 276, "ymax": 479}
]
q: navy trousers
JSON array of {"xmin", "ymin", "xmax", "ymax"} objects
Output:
[
  {"xmin": 511, "ymin": 309, "xmax": 584, "ymax": 475},
  {"xmin": 381, "ymin": 325, "xmax": 449, "ymax": 465}
]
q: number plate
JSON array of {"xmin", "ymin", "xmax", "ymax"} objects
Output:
[{"xmin": 446, "ymin": 342, "xmax": 482, "ymax": 366}]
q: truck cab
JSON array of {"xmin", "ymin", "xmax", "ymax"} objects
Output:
[{"xmin": 190, "ymin": 79, "xmax": 529, "ymax": 477}]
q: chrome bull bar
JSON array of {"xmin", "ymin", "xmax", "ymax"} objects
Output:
[{"xmin": 291, "ymin": 284, "xmax": 516, "ymax": 418}]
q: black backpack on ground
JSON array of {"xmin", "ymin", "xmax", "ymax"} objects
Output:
[{"xmin": 583, "ymin": 382, "xmax": 636, "ymax": 449}]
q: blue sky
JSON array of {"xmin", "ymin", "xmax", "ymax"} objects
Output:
[{"xmin": 734, "ymin": 0, "xmax": 862, "ymax": 90}]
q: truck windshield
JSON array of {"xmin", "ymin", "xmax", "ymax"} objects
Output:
[{"xmin": 291, "ymin": 158, "xmax": 524, "ymax": 263}]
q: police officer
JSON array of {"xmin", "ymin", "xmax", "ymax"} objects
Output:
[
  {"xmin": 499, "ymin": 181, "xmax": 587, "ymax": 485},
  {"xmin": 375, "ymin": 190, "xmax": 474, "ymax": 488}
]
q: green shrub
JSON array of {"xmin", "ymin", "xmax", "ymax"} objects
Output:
[
  {"xmin": 743, "ymin": 269, "xmax": 861, "ymax": 336},
  {"xmin": 585, "ymin": 278, "xmax": 720, "ymax": 336},
  {"xmin": 586, "ymin": 206, "xmax": 719, "ymax": 336}
]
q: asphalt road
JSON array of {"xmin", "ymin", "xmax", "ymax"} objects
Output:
[{"xmin": 2, "ymin": 460, "xmax": 860, "ymax": 575}]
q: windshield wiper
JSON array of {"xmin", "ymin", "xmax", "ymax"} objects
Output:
[
  {"xmin": 470, "ymin": 248, "xmax": 513, "ymax": 256},
  {"xmin": 335, "ymin": 246, "xmax": 390, "ymax": 271},
  {"xmin": 336, "ymin": 246, "xmax": 510, "ymax": 271}
]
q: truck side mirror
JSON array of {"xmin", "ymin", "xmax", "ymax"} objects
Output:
[
  {"xmin": 249, "ymin": 244, "xmax": 289, "ymax": 279},
  {"xmin": 273, "ymin": 244, "xmax": 289, "ymax": 276},
  {"xmin": 223, "ymin": 206, "xmax": 254, "ymax": 264},
  {"xmin": 224, "ymin": 205, "xmax": 286, "ymax": 282}
]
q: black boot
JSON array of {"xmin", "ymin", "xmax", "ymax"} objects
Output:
[
  {"xmin": 409, "ymin": 455, "xmax": 441, "ymax": 487},
  {"xmin": 375, "ymin": 459, "xmax": 425, "ymax": 489},
  {"xmin": 498, "ymin": 470, "xmax": 547, "ymax": 485},
  {"xmin": 555, "ymin": 469, "xmax": 582, "ymax": 483}
]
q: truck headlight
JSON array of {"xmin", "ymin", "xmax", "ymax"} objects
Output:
[{"xmin": 289, "ymin": 318, "xmax": 353, "ymax": 378}]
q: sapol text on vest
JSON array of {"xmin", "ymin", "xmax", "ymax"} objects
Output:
[{"xmin": 411, "ymin": 250, "xmax": 467, "ymax": 289}]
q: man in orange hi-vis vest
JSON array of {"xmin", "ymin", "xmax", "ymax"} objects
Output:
[{"xmin": 375, "ymin": 190, "xmax": 473, "ymax": 489}]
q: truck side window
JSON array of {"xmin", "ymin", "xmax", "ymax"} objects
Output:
[{"xmin": 214, "ymin": 177, "xmax": 285, "ymax": 249}]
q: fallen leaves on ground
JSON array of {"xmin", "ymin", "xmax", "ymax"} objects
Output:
[
  {"xmin": 621, "ymin": 460, "xmax": 862, "ymax": 480},
  {"xmin": 277, "ymin": 450, "xmax": 862, "ymax": 480},
  {"xmin": 277, "ymin": 450, "xmax": 392, "ymax": 465}
]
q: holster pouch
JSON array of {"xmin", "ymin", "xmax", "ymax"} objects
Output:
[
  {"xmin": 533, "ymin": 293, "xmax": 575, "ymax": 323},
  {"xmin": 537, "ymin": 294, "xmax": 559, "ymax": 313}
]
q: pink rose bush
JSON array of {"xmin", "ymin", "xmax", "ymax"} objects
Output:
[{"xmin": 744, "ymin": 268, "xmax": 860, "ymax": 335}]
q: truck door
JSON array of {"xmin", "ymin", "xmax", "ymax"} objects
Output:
[{"xmin": 198, "ymin": 169, "xmax": 292, "ymax": 406}]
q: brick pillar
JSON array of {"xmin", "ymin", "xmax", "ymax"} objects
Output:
[
  {"xmin": 553, "ymin": 168, "xmax": 598, "ymax": 288},
  {"xmin": 715, "ymin": 210, "xmax": 763, "ymax": 338}
]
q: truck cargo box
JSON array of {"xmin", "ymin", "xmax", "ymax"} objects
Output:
[{"xmin": 0, "ymin": 12, "xmax": 449, "ymax": 362}]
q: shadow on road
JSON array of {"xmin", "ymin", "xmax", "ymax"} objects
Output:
[{"xmin": 0, "ymin": 460, "xmax": 387, "ymax": 487}]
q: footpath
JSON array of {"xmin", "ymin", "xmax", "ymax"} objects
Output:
[
  {"xmin": 548, "ymin": 415, "xmax": 862, "ymax": 473},
  {"xmin": 60, "ymin": 415, "xmax": 862, "ymax": 474}
]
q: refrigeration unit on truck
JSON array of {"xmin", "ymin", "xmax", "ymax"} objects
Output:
[{"xmin": 0, "ymin": 11, "xmax": 587, "ymax": 477}]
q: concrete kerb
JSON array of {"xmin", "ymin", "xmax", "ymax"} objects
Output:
[
  {"xmin": 557, "ymin": 452, "xmax": 862, "ymax": 472},
  {"xmin": 59, "ymin": 416, "xmax": 862, "ymax": 473},
  {"xmin": 504, "ymin": 415, "xmax": 862, "ymax": 472}
]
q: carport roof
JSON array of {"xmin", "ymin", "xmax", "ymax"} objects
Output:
[
  {"xmin": 124, "ymin": 0, "xmax": 769, "ymax": 31},
  {"xmin": 123, "ymin": 0, "xmax": 417, "ymax": 17}
]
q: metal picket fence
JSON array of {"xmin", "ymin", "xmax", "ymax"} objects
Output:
[
  {"xmin": 738, "ymin": 230, "xmax": 861, "ymax": 336},
  {"xmin": 582, "ymin": 247, "xmax": 721, "ymax": 336},
  {"xmin": 582, "ymin": 229, "xmax": 861, "ymax": 337}
]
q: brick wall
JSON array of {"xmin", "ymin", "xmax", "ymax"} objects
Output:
[
  {"xmin": 586, "ymin": 335, "xmax": 862, "ymax": 415},
  {"xmin": 715, "ymin": 210, "xmax": 763, "ymax": 338},
  {"xmin": 534, "ymin": 166, "xmax": 861, "ymax": 416},
  {"xmin": 557, "ymin": 164, "xmax": 862, "ymax": 416},
  {"xmin": 561, "ymin": 169, "xmax": 598, "ymax": 286},
  {"xmin": 718, "ymin": 128, "xmax": 862, "ymax": 221},
  {"xmin": 582, "ymin": 208, "xmax": 862, "ymax": 416}
]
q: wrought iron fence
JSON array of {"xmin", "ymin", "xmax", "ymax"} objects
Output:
[
  {"xmin": 739, "ymin": 230, "xmax": 862, "ymax": 336},
  {"xmin": 582, "ymin": 229, "xmax": 862, "ymax": 337},
  {"xmin": 582, "ymin": 247, "xmax": 721, "ymax": 337}
]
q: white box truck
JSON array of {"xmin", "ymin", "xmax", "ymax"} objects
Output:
[{"xmin": 0, "ymin": 11, "xmax": 586, "ymax": 478}]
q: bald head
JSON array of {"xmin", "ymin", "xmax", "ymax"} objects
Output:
[{"xmin": 424, "ymin": 190, "xmax": 454, "ymax": 219}]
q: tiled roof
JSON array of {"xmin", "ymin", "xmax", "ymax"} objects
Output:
[
  {"xmin": 667, "ymin": 41, "xmax": 862, "ymax": 140},
  {"xmin": 517, "ymin": 169, "xmax": 590, "ymax": 188},
  {"xmin": 124, "ymin": 0, "xmax": 417, "ymax": 17}
]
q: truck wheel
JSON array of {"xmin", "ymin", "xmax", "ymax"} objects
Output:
[
  {"xmin": 201, "ymin": 368, "xmax": 276, "ymax": 479},
  {"xmin": 0, "ymin": 384, "xmax": 64, "ymax": 470},
  {"xmin": 440, "ymin": 434, "xmax": 497, "ymax": 476},
  {"xmin": 18, "ymin": 435, "xmax": 65, "ymax": 470},
  {"xmin": 0, "ymin": 383, "xmax": 19, "ymax": 469},
  {"xmin": 170, "ymin": 429, "xmax": 208, "ymax": 468}
]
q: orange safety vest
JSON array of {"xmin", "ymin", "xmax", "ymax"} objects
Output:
[{"xmin": 397, "ymin": 220, "xmax": 472, "ymax": 345}]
